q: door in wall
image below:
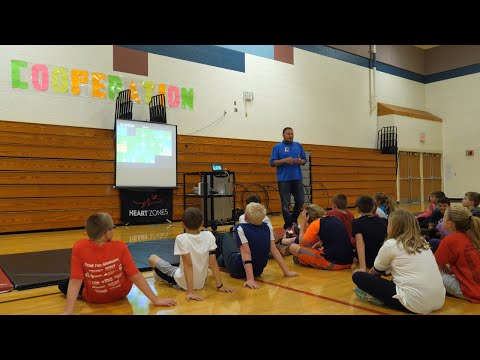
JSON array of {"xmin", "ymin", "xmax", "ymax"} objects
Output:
[
  {"xmin": 423, "ymin": 153, "xmax": 442, "ymax": 201},
  {"xmin": 398, "ymin": 151, "xmax": 421, "ymax": 203}
]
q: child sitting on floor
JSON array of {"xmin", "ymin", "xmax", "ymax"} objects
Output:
[{"xmin": 60, "ymin": 212, "xmax": 177, "ymax": 314}]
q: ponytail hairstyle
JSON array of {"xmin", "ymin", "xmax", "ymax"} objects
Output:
[{"xmin": 445, "ymin": 207, "xmax": 480, "ymax": 251}]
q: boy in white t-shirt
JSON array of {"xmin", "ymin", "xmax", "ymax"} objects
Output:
[{"xmin": 149, "ymin": 207, "xmax": 235, "ymax": 301}]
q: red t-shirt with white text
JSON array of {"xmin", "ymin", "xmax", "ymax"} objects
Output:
[{"xmin": 70, "ymin": 239, "xmax": 139, "ymax": 303}]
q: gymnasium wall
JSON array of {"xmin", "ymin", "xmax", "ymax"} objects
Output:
[
  {"xmin": 426, "ymin": 73, "xmax": 480, "ymax": 198},
  {"xmin": 3, "ymin": 44, "xmax": 479, "ymax": 231},
  {"xmin": 330, "ymin": 44, "xmax": 480, "ymax": 198},
  {"xmin": 378, "ymin": 114, "xmax": 443, "ymax": 153},
  {"xmin": 0, "ymin": 119, "xmax": 396, "ymax": 233},
  {"xmin": 0, "ymin": 45, "xmax": 423, "ymax": 149}
]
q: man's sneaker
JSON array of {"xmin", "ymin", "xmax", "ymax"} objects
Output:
[{"xmin": 353, "ymin": 287, "xmax": 384, "ymax": 305}]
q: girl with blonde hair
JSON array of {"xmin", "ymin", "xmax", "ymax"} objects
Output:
[{"xmin": 352, "ymin": 210, "xmax": 445, "ymax": 314}]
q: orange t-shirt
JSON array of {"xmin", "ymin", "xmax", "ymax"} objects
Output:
[
  {"xmin": 70, "ymin": 239, "xmax": 139, "ymax": 303},
  {"xmin": 302, "ymin": 219, "xmax": 321, "ymax": 246}
]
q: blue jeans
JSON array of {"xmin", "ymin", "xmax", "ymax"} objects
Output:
[{"xmin": 278, "ymin": 180, "xmax": 305, "ymax": 228}]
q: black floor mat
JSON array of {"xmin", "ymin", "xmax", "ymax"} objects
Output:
[
  {"xmin": 127, "ymin": 239, "xmax": 179, "ymax": 270},
  {"xmin": 0, "ymin": 239, "xmax": 179, "ymax": 290},
  {"xmin": 0, "ymin": 248, "xmax": 72, "ymax": 290}
]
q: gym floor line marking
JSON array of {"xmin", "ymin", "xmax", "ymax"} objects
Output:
[
  {"xmin": 0, "ymin": 291, "xmax": 61, "ymax": 305},
  {"xmin": 255, "ymin": 279, "xmax": 390, "ymax": 315},
  {"xmin": 218, "ymin": 268, "xmax": 389, "ymax": 314},
  {"xmin": 5, "ymin": 272, "xmax": 387, "ymax": 314}
]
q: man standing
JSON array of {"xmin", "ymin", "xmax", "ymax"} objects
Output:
[{"xmin": 270, "ymin": 127, "xmax": 307, "ymax": 231}]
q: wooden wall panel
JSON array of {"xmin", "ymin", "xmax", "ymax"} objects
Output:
[
  {"xmin": 311, "ymin": 166, "xmax": 396, "ymax": 175},
  {"xmin": 0, "ymin": 132, "xmax": 113, "ymax": 149},
  {"xmin": 0, "ymin": 185, "xmax": 118, "ymax": 198},
  {"xmin": 0, "ymin": 120, "xmax": 112, "ymax": 137},
  {"xmin": 0, "ymin": 209, "xmax": 121, "ymax": 233},
  {"xmin": 0, "ymin": 120, "xmax": 397, "ymax": 234},
  {"xmin": 0, "ymin": 197, "xmax": 120, "ymax": 212},
  {"xmin": 0, "ymin": 158, "xmax": 114, "ymax": 172},
  {"xmin": 0, "ymin": 172, "xmax": 113, "ymax": 185},
  {"xmin": 0, "ymin": 144, "xmax": 113, "ymax": 160}
]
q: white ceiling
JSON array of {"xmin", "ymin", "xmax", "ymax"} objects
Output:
[{"xmin": 414, "ymin": 45, "xmax": 440, "ymax": 50}]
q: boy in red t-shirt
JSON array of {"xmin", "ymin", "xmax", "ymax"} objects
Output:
[{"xmin": 60, "ymin": 212, "xmax": 177, "ymax": 314}]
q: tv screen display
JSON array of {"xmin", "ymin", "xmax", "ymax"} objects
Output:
[
  {"xmin": 115, "ymin": 119, "xmax": 177, "ymax": 188},
  {"xmin": 212, "ymin": 164, "xmax": 223, "ymax": 172}
]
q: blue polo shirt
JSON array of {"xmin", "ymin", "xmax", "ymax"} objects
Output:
[{"xmin": 270, "ymin": 141, "xmax": 306, "ymax": 181}]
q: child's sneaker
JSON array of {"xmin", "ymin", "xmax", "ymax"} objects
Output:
[{"xmin": 353, "ymin": 287, "xmax": 384, "ymax": 305}]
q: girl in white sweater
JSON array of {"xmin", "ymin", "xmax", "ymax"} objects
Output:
[{"xmin": 352, "ymin": 210, "xmax": 445, "ymax": 314}]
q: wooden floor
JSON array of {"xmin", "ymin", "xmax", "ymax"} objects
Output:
[{"xmin": 0, "ymin": 203, "xmax": 479, "ymax": 315}]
